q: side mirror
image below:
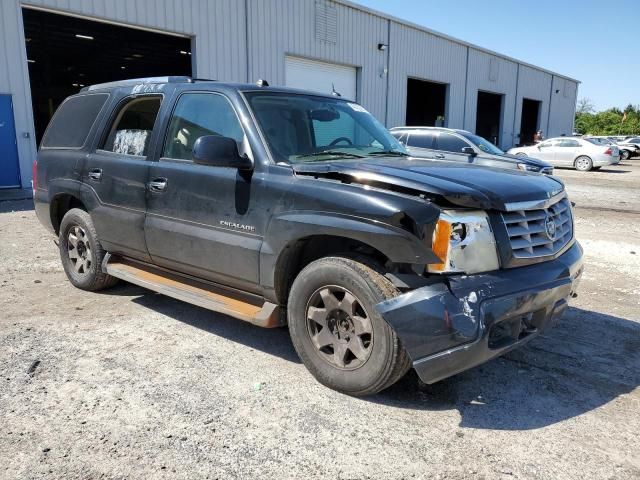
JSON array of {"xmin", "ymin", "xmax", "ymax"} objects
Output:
[
  {"xmin": 193, "ymin": 135, "xmax": 253, "ymax": 170},
  {"xmin": 461, "ymin": 146, "xmax": 476, "ymax": 156}
]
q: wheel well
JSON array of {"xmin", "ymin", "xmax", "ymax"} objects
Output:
[
  {"xmin": 50, "ymin": 194, "xmax": 86, "ymax": 234},
  {"xmin": 274, "ymin": 235, "xmax": 389, "ymax": 305}
]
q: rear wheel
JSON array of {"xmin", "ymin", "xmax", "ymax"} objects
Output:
[
  {"xmin": 574, "ymin": 156, "xmax": 593, "ymax": 171},
  {"xmin": 59, "ymin": 208, "xmax": 118, "ymax": 291},
  {"xmin": 287, "ymin": 257, "xmax": 410, "ymax": 396},
  {"xmin": 620, "ymin": 150, "xmax": 630, "ymax": 160}
]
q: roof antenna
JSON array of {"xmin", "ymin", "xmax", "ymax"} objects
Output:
[
  {"xmin": 331, "ymin": 83, "xmax": 341, "ymax": 97},
  {"xmin": 256, "ymin": 78, "xmax": 269, "ymax": 87}
]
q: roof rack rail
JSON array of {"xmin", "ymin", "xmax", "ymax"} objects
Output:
[
  {"xmin": 188, "ymin": 78, "xmax": 217, "ymax": 83},
  {"xmin": 81, "ymin": 76, "xmax": 193, "ymax": 92}
]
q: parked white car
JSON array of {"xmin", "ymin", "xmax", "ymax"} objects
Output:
[
  {"xmin": 586, "ymin": 136, "xmax": 640, "ymax": 160},
  {"xmin": 507, "ymin": 137, "xmax": 620, "ymax": 171}
]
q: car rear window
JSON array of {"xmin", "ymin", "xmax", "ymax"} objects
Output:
[{"xmin": 41, "ymin": 93, "xmax": 109, "ymax": 149}]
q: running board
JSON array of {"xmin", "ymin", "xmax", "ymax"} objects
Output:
[{"xmin": 103, "ymin": 255, "xmax": 283, "ymax": 328}]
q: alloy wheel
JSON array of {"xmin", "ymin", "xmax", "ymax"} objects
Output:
[
  {"xmin": 305, "ymin": 286, "xmax": 374, "ymax": 370},
  {"xmin": 576, "ymin": 157, "xmax": 591, "ymax": 170},
  {"xmin": 67, "ymin": 226, "xmax": 93, "ymax": 274}
]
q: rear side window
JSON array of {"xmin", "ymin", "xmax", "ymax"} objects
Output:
[
  {"xmin": 41, "ymin": 93, "xmax": 108, "ymax": 149},
  {"xmin": 101, "ymin": 96, "xmax": 162, "ymax": 157},
  {"xmin": 407, "ymin": 133, "xmax": 435, "ymax": 149}
]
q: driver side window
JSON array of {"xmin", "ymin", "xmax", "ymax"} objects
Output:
[{"xmin": 163, "ymin": 92, "xmax": 244, "ymax": 161}]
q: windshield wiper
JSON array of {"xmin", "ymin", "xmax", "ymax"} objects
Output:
[
  {"xmin": 295, "ymin": 150, "xmax": 366, "ymax": 160},
  {"xmin": 366, "ymin": 150, "xmax": 409, "ymax": 157}
]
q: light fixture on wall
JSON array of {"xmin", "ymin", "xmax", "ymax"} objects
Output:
[{"xmin": 377, "ymin": 43, "xmax": 388, "ymax": 51}]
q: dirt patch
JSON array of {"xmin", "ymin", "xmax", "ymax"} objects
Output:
[{"xmin": 0, "ymin": 164, "xmax": 639, "ymax": 479}]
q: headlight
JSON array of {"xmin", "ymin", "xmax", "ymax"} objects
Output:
[
  {"xmin": 517, "ymin": 163, "xmax": 541, "ymax": 172},
  {"xmin": 428, "ymin": 210, "xmax": 500, "ymax": 274}
]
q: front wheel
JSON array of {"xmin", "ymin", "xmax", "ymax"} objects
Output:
[
  {"xmin": 287, "ymin": 257, "xmax": 410, "ymax": 396},
  {"xmin": 574, "ymin": 156, "xmax": 593, "ymax": 171},
  {"xmin": 59, "ymin": 208, "xmax": 118, "ymax": 291}
]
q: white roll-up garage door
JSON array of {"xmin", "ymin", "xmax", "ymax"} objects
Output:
[{"xmin": 285, "ymin": 56, "xmax": 357, "ymax": 101}]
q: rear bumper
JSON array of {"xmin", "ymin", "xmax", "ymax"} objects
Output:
[
  {"xmin": 593, "ymin": 156, "xmax": 619, "ymax": 166},
  {"xmin": 376, "ymin": 241, "xmax": 583, "ymax": 384}
]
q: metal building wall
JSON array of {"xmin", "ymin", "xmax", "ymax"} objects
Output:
[
  {"xmin": 386, "ymin": 22, "xmax": 467, "ymax": 128},
  {"xmin": 1, "ymin": 0, "xmax": 248, "ymax": 189},
  {"xmin": 0, "ymin": 1, "xmax": 38, "ymax": 189},
  {"xmin": 246, "ymin": 0, "xmax": 389, "ymax": 122},
  {"xmin": 1, "ymin": 0, "xmax": 579, "ymax": 189},
  {"xmin": 513, "ymin": 64, "xmax": 553, "ymax": 141},
  {"xmin": 548, "ymin": 76, "xmax": 578, "ymax": 138},
  {"xmin": 464, "ymin": 49, "xmax": 518, "ymax": 150}
]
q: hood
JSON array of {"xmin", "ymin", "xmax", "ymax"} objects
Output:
[{"xmin": 293, "ymin": 157, "xmax": 565, "ymax": 211}]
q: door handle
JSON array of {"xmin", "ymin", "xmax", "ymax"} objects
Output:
[
  {"xmin": 147, "ymin": 177, "xmax": 168, "ymax": 192},
  {"xmin": 88, "ymin": 168, "xmax": 102, "ymax": 181},
  {"xmin": 434, "ymin": 153, "xmax": 445, "ymax": 159}
]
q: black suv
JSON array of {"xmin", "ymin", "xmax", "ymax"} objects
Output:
[{"xmin": 34, "ymin": 77, "xmax": 583, "ymax": 396}]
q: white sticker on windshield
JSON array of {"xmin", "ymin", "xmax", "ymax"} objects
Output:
[{"xmin": 348, "ymin": 103, "xmax": 369, "ymax": 113}]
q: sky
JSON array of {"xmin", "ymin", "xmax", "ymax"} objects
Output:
[{"xmin": 357, "ymin": 0, "xmax": 638, "ymax": 111}]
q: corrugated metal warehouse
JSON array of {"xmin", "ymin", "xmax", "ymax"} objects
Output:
[{"xmin": 0, "ymin": 0, "xmax": 579, "ymax": 190}]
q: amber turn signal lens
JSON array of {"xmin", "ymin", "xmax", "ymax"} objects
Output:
[{"xmin": 430, "ymin": 219, "xmax": 452, "ymax": 272}]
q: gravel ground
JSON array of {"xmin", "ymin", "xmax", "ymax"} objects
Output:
[{"xmin": 1, "ymin": 162, "xmax": 639, "ymax": 479}]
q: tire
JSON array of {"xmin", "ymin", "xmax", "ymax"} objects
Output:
[
  {"xmin": 58, "ymin": 208, "xmax": 118, "ymax": 291},
  {"xmin": 287, "ymin": 257, "xmax": 411, "ymax": 396},
  {"xmin": 620, "ymin": 150, "xmax": 630, "ymax": 160},
  {"xmin": 574, "ymin": 156, "xmax": 593, "ymax": 171}
]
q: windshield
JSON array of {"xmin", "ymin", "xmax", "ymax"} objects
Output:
[
  {"xmin": 244, "ymin": 91, "xmax": 407, "ymax": 163},
  {"xmin": 459, "ymin": 132, "xmax": 504, "ymax": 155}
]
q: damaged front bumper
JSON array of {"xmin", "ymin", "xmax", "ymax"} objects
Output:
[{"xmin": 376, "ymin": 241, "xmax": 584, "ymax": 384}]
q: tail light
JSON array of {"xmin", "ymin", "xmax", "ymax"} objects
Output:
[
  {"xmin": 604, "ymin": 148, "xmax": 613, "ymax": 155},
  {"xmin": 32, "ymin": 160, "xmax": 38, "ymax": 191}
]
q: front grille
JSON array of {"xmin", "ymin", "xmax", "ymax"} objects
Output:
[{"xmin": 502, "ymin": 197, "xmax": 573, "ymax": 259}]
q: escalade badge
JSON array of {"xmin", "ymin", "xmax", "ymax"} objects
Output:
[
  {"xmin": 219, "ymin": 220, "xmax": 256, "ymax": 233},
  {"xmin": 544, "ymin": 215, "xmax": 557, "ymax": 241}
]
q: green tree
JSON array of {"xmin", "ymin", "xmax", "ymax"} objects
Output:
[{"xmin": 575, "ymin": 103, "xmax": 640, "ymax": 136}]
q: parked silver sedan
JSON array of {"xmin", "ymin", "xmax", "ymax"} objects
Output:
[{"xmin": 507, "ymin": 137, "xmax": 620, "ymax": 171}]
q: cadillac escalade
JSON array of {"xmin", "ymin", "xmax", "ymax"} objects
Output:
[{"xmin": 34, "ymin": 77, "xmax": 583, "ymax": 396}]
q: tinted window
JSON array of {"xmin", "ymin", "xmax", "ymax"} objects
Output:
[
  {"xmin": 436, "ymin": 133, "xmax": 468, "ymax": 152},
  {"xmin": 628, "ymin": 137, "xmax": 640, "ymax": 143},
  {"xmin": 163, "ymin": 93, "xmax": 244, "ymax": 161},
  {"xmin": 101, "ymin": 96, "xmax": 161, "ymax": 157},
  {"xmin": 558, "ymin": 139, "xmax": 580, "ymax": 147},
  {"xmin": 407, "ymin": 133, "xmax": 435, "ymax": 149},
  {"xmin": 41, "ymin": 93, "xmax": 108, "ymax": 148}
]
